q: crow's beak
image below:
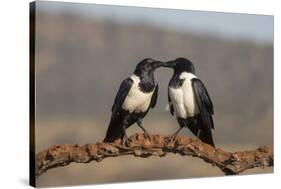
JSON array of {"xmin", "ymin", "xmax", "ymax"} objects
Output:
[
  {"xmin": 151, "ymin": 61, "xmax": 164, "ymax": 69},
  {"xmin": 162, "ymin": 60, "xmax": 176, "ymax": 68}
]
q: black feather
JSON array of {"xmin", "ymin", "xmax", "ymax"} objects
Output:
[
  {"xmin": 149, "ymin": 83, "xmax": 158, "ymax": 108},
  {"xmin": 111, "ymin": 78, "xmax": 133, "ymax": 117},
  {"xmin": 192, "ymin": 78, "xmax": 214, "ymax": 128},
  {"xmin": 191, "ymin": 78, "xmax": 215, "ymax": 146},
  {"xmin": 103, "ymin": 114, "xmax": 124, "ymax": 142},
  {"xmin": 104, "ymin": 78, "xmax": 133, "ymax": 142},
  {"xmin": 168, "ymin": 88, "xmax": 174, "ymax": 116},
  {"xmin": 104, "ymin": 76, "xmax": 158, "ymax": 142}
]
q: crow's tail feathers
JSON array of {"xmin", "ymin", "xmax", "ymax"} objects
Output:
[
  {"xmin": 198, "ymin": 129, "xmax": 215, "ymax": 147},
  {"xmin": 184, "ymin": 116, "xmax": 215, "ymax": 147},
  {"xmin": 198, "ymin": 114, "xmax": 215, "ymax": 147},
  {"xmin": 103, "ymin": 117, "xmax": 124, "ymax": 143}
]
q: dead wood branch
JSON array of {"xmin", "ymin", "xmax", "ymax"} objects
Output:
[{"xmin": 35, "ymin": 133, "xmax": 273, "ymax": 177}]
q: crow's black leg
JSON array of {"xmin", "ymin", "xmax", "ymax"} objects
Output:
[
  {"xmin": 121, "ymin": 119, "xmax": 130, "ymax": 146},
  {"xmin": 173, "ymin": 126, "xmax": 183, "ymax": 136},
  {"xmin": 137, "ymin": 119, "xmax": 151, "ymax": 140},
  {"xmin": 166, "ymin": 127, "xmax": 183, "ymax": 143},
  {"xmin": 170, "ymin": 127, "xmax": 183, "ymax": 138},
  {"xmin": 167, "ymin": 117, "xmax": 186, "ymax": 142}
]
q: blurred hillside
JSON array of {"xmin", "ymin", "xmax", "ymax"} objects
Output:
[
  {"xmin": 35, "ymin": 11, "xmax": 273, "ymax": 187},
  {"xmin": 35, "ymin": 11, "xmax": 273, "ymax": 142}
]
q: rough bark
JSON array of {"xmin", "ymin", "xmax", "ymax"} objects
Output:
[{"xmin": 35, "ymin": 133, "xmax": 273, "ymax": 177}]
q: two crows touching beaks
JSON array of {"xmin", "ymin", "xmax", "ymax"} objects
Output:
[{"xmin": 103, "ymin": 57, "xmax": 215, "ymax": 147}]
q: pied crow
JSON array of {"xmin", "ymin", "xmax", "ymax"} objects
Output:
[
  {"xmin": 163, "ymin": 57, "xmax": 215, "ymax": 147},
  {"xmin": 103, "ymin": 58, "xmax": 163, "ymax": 144}
]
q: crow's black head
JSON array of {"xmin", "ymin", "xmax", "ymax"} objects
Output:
[
  {"xmin": 134, "ymin": 58, "xmax": 163, "ymax": 76},
  {"xmin": 163, "ymin": 57, "xmax": 195, "ymax": 74}
]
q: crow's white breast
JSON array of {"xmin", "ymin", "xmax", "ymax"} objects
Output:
[
  {"xmin": 122, "ymin": 74, "xmax": 154, "ymax": 113},
  {"xmin": 169, "ymin": 72, "xmax": 199, "ymax": 118}
]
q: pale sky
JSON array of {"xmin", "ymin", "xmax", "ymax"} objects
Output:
[{"xmin": 37, "ymin": 1, "xmax": 274, "ymax": 44}]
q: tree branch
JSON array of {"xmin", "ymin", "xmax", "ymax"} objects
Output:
[{"xmin": 35, "ymin": 133, "xmax": 273, "ymax": 177}]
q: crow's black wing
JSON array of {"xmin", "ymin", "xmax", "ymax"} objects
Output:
[
  {"xmin": 149, "ymin": 83, "xmax": 158, "ymax": 108},
  {"xmin": 192, "ymin": 78, "xmax": 214, "ymax": 127},
  {"xmin": 192, "ymin": 78, "xmax": 214, "ymax": 115},
  {"xmin": 104, "ymin": 78, "xmax": 133, "ymax": 143},
  {"xmin": 168, "ymin": 88, "xmax": 174, "ymax": 116},
  {"xmin": 192, "ymin": 78, "xmax": 215, "ymax": 146},
  {"xmin": 111, "ymin": 78, "xmax": 133, "ymax": 116}
]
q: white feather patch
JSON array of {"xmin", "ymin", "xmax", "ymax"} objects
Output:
[
  {"xmin": 169, "ymin": 72, "xmax": 199, "ymax": 119},
  {"xmin": 122, "ymin": 74, "xmax": 154, "ymax": 113}
]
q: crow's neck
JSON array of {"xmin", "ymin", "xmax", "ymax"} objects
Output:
[
  {"xmin": 137, "ymin": 71, "xmax": 155, "ymax": 93},
  {"xmin": 169, "ymin": 71, "xmax": 184, "ymax": 88}
]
